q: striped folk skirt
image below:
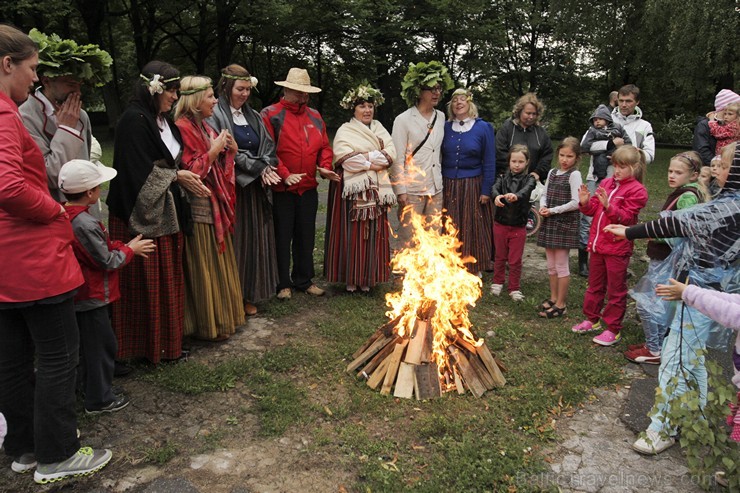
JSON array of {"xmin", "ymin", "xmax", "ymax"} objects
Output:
[
  {"xmin": 443, "ymin": 176, "xmax": 494, "ymax": 272},
  {"xmin": 183, "ymin": 222, "xmax": 245, "ymax": 340},
  {"xmin": 323, "ymin": 179, "xmax": 391, "ymax": 287},
  {"xmin": 109, "ymin": 216, "xmax": 185, "ymax": 364},
  {"xmin": 233, "ymin": 182, "xmax": 278, "ymax": 302}
]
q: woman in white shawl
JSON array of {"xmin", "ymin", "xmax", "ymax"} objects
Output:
[{"xmin": 324, "ymin": 83, "xmax": 396, "ymax": 292}]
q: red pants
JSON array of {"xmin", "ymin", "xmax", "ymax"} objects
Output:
[
  {"xmin": 492, "ymin": 222, "xmax": 527, "ymax": 292},
  {"xmin": 582, "ymin": 252, "xmax": 630, "ymax": 333}
]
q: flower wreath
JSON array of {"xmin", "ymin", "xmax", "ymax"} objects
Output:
[
  {"xmin": 140, "ymin": 74, "xmax": 180, "ymax": 96},
  {"xmin": 221, "ymin": 73, "xmax": 259, "ymax": 88},
  {"xmin": 339, "ymin": 82, "xmax": 385, "ymax": 110}
]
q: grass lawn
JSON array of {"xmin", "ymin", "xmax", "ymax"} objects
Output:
[{"xmin": 106, "ymin": 140, "xmax": 683, "ymax": 491}]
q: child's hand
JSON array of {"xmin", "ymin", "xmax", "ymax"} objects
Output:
[
  {"xmin": 655, "ymin": 278, "xmax": 688, "ymax": 301},
  {"xmin": 128, "ymin": 234, "xmax": 156, "ymax": 258},
  {"xmin": 603, "ymin": 224, "xmax": 627, "ymax": 239},
  {"xmin": 539, "ymin": 207, "xmax": 551, "ymax": 217},
  {"xmin": 596, "ymin": 187, "xmax": 609, "ymax": 208},
  {"xmin": 578, "ymin": 184, "xmax": 590, "ymax": 205},
  {"xmin": 494, "ymin": 195, "xmax": 506, "ymax": 207},
  {"xmin": 613, "ymin": 137, "xmax": 625, "ymax": 147},
  {"xmin": 504, "ymin": 193, "xmax": 518, "ymax": 203}
]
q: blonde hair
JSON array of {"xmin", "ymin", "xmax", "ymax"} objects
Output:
[
  {"xmin": 511, "ymin": 93, "xmax": 544, "ymax": 125},
  {"xmin": 173, "ymin": 75, "xmax": 212, "ymax": 121},
  {"xmin": 611, "ymin": 145, "xmax": 645, "ymax": 183},
  {"xmin": 670, "ymin": 151, "xmax": 709, "ymax": 201},
  {"xmin": 446, "ymin": 88, "xmax": 478, "ymax": 120},
  {"xmin": 723, "ymin": 101, "xmax": 740, "ymax": 115}
]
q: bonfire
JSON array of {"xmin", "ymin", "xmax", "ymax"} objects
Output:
[{"xmin": 347, "ymin": 210, "xmax": 506, "ymax": 399}]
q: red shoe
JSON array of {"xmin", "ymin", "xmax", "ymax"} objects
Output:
[
  {"xmin": 628, "ymin": 343, "xmax": 646, "ymax": 351},
  {"xmin": 624, "ymin": 346, "xmax": 661, "ymax": 365}
]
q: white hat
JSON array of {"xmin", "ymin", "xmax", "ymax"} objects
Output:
[
  {"xmin": 58, "ymin": 159, "xmax": 117, "ymax": 194},
  {"xmin": 274, "ymin": 68, "xmax": 321, "ymax": 93}
]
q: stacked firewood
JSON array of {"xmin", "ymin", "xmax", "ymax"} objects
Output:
[{"xmin": 347, "ymin": 308, "xmax": 506, "ymax": 399}]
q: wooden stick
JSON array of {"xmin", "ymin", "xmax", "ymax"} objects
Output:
[
  {"xmin": 366, "ymin": 357, "xmax": 390, "ymax": 390},
  {"xmin": 467, "ymin": 352, "xmax": 495, "ymax": 390},
  {"xmin": 476, "ymin": 342, "xmax": 506, "ymax": 387},
  {"xmin": 414, "ymin": 363, "xmax": 442, "ymax": 400},
  {"xmin": 404, "ymin": 320, "xmax": 427, "ymax": 365},
  {"xmin": 448, "ymin": 346, "xmax": 486, "ymax": 398},
  {"xmin": 381, "ymin": 339, "xmax": 408, "ymax": 395},
  {"xmin": 453, "ymin": 367, "xmax": 465, "ymax": 395},
  {"xmin": 346, "ymin": 335, "xmax": 392, "ymax": 373},
  {"xmin": 352, "ymin": 329, "xmax": 383, "ymax": 359},
  {"xmin": 393, "ymin": 362, "xmax": 415, "ymax": 399},
  {"xmin": 360, "ymin": 336, "xmax": 400, "ymax": 377},
  {"xmin": 380, "ymin": 314, "xmax": 403, "ymax": 337},
  {"xmin": 420, "ymin": 319, "xmax": 434, "ymax": 363}
]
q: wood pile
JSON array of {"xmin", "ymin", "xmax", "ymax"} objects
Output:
[{"xmin": 347, "ymin": 308, "xmax": 506, "ymax": 399}]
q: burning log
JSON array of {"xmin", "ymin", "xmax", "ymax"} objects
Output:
[{"xmin": 346, "ymin": 210, "xmax": 507, "ymax": 399}]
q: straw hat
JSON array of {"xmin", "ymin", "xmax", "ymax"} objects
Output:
[{"xmin": 274, "ymin": 68, "xmax": 321, "ymax": 93}]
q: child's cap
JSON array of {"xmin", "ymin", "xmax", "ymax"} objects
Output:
[
  {"xmin": 715, "ymin": 89, "xmax": 740, "ymax": 112},
  {"xmin": 59, "ymin": 159, "xmax": 117, "ymax": 194}
]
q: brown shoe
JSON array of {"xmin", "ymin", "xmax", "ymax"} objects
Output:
[
  {"xmin": 305, "ymin": 284, "xmax": 325, "ymax": 296},
  {"xmin": 244, "ymin": 302, "xmax": 257, "ymax": 316},
  {"xmin": 277, "ymin": 288, "xmax": 292, "ymax": 300}
]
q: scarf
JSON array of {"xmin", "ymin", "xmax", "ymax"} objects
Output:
[
  {"xmin": 333, "ymin": 118, "xmax": 397, "ymax": 221},
  {"xmin": 175, "ymin": 117, "xmax": 237, "ymax": 252}
]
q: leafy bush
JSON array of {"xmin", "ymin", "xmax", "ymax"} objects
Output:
[{"xmin": 655, "ymin": 113, "xmax": 695, "ymax": 146}]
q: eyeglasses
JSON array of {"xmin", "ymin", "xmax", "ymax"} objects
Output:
[{"xmin": 421, "ymin": 86, "xmax": 443, "ymax": 94}]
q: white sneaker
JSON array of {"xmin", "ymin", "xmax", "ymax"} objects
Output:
[
  {"xmin": 490, "ymin": 284, "xmax": 503, "ymax": 296},
  {"xmin": 509, "ymin": 290, "xmax": 524, "ymax": 302},
  {"xmin": 632, "ymin": 429, "xmax": 675, "ymax": 455}
]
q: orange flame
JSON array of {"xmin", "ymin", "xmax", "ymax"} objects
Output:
[{"xmin": 386, "ymin": 209, "xmax": 483, "ymax": 381}]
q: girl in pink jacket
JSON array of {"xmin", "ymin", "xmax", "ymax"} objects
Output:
[{"xmin": 572, "ymin": 145, "xmax": 648, "ymax": 346}]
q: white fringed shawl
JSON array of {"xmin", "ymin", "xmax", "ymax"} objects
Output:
[{"xmin": 333, "ymin": 118, "xmax": 397, "ymax": 220}]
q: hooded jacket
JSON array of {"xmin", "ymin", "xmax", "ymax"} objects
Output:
[
  {"xmin": 692, "ymin": 116, "xmax": 717, "ymax": 165},
  {"xmin": 66, "ymin": 204, "xmax": 134, "ymax": 311},
  {"xmin": 581, "ymin": 105, "xmax": 631, "ymax": 180},
  {"xmin": 611, "ymin": 106, "xmax": 655, "ymax": 164},
  {"xmin": 495, "ymin": 118, "xmax": 552, "ymax": 182},
  {"xmin": 580, "ymin": 175, "xmax": 648, "ymax": 256}
]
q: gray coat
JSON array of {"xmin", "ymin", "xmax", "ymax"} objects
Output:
[
  {"xmin": 19, "ymin": 88, "xmax": 92, "ymax": 202},
  {"xmin": 207, "ymin": 97, "xmax": 278, "ymax": 189}
]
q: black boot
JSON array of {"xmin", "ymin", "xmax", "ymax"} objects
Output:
[{"xmin": 578, "ymin": 248, "xmax": 589, "ymax": 278}]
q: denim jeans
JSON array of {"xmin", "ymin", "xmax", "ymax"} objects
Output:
[
  {"xmin": 648, "ymin": 304, "xmax": 712, "ymax": 435},
  {"xmin": 0, "ymin": 297, "xmax": 81, "ymax": 463}
]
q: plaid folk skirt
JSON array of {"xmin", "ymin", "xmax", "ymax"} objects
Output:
[{"xmin": 109, "ymin": 216, "xmax": 185, "ymax": 364}]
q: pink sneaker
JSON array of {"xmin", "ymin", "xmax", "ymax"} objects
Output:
[
  {"xmin": 571, "ymin": 320, "xmax": 600, "ymax": 333},
  {"xmin": 593, "ymin": 329, "xmax": 621, "ymax": 346}
]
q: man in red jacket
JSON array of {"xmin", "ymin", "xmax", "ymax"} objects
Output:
[{"xmin": 261, "ymin": 68, "xmax": 337, "ymax": 300}]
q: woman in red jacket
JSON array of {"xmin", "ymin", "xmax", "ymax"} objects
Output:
[{"xmin": 0, "ymin": 25, "xmax": 111, "ymax": 483}]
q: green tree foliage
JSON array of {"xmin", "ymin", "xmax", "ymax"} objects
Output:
[{"xmin": 0, "ymin": 0, "xmax": 736, "ymax": 141}]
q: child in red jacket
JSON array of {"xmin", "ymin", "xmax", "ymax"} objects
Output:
[
  {"xmin": 59, "ymin": 160, "xmax": 154, "ymax": 414},
  {"xmin": 572, "ymin": 146, "xmax": 648, "ymax": 346}
]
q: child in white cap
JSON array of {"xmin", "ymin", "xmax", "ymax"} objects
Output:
[{"xmin": 59, "ymin": 159, "xmax": 155, "ymax": 414}]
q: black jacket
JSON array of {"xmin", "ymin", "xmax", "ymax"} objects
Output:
[
  {"xmin": 495, "ymin": 118, "xmax": 552, "ymax": 182},
  {"xmin": 692, "ymin": 116, "xmax": 717, "ymax": 166},
  {"xmin": 491, "ymin": 170, "xmax": 537, "ymax": 226}
]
